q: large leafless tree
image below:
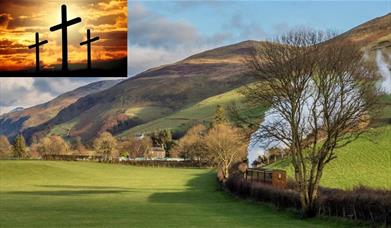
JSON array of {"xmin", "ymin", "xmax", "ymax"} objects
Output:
[{"xmin": 245, "ymin": 29, "xmax": 378, "ymax": 217}]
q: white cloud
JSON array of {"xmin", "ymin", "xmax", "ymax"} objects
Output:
[
  {"xmin": 0, "ymin": 78, "xmax": 53, "ymax": 114},
  {"xmin": 0, "ymin": 78, "xmax": 34, "ymax": 91},
  {"xmin": 127, "ymin": 2, "xmax": 233, "ymax": 76},
  {"xmin": 0, "ymin": 77, "xmax": 110, "ymax": 114}
]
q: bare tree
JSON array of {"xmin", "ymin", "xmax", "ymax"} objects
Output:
[
  {"xmin": 204, "ymin": 123, "xmax": 248, "ymax": 180},
  {"xmin": 118, "ymin": 136, "xmax": 152, "ymax": 158},
  {"xmin": 172, "ymin": 124, "xmax": 210, "ymax": 165},
  {"xmin": 244, "ymin": 29, "xmax": 378, "ymax": 217}
]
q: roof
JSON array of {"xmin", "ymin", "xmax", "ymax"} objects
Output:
[{"xmin": 150, "ymin": 147, "xmax": 165, "ymax": 151}]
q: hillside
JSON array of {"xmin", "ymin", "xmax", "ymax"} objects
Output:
[
  {"xmin": 0, "ymin": 80, "xmax": 119, "ymax": 138},
  {"xmin": 268, "ymin": 125, "xmax": 391, "ymax": 189},
  {"xmin": 12, "ymin": 13, "xmax": 391, "ymax": 142},
  {"xmin": 117, "ymin": 88, "xmax": 265, "ymax": 137}
]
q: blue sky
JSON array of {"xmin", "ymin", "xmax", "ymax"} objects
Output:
[{"xmin": 143, "ymin": 1, "xmax": 390, "ymax": 38}]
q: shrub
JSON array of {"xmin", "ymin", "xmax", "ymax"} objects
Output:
[{"xmin": 225, "ymin": 175, "xmax": 391, "ymax": 225}]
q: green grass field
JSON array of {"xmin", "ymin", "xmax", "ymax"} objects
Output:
[
  {"xmin": 269, "ymin": 125, "xmax": 391, "ymax": 190},
  {"xmin": 0, "ymin": 161, "xmax": 359, "ymax": 227}
]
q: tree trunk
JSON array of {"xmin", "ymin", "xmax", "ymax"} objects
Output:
[
  {"xmin": 301, "ymin": 197, "xmax": 318, "ymax": 218},
  {"xmin": 295, "ymin": 164, "xmax": 319, "ymax": 218},
  {"xmin": 301, "ymin": 173, "xmax": 322, "ymax": 218},
  {"xmin": 224, "ymin": 164, "xmax": 229, "ymax": 180}
]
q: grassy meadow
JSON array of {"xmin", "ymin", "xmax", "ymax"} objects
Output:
[{"xmin": 0, "ymin": 161, "xmax": 360, "ymax": 227}]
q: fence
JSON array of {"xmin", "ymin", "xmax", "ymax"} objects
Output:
[
  {"xmin": 246, "ymin": 168, "xmax": 287, "ymax": 188},
  {"xmin": 116, "ymin": 160, "xmax": 208, "ymax": 168}
]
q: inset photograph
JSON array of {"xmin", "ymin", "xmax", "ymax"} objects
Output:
[{"xmin": 0, "ymin": 0, "xmax": 127, "ymax": 77}]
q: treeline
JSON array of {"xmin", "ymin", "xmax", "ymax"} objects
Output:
[
  {"xmin": 0, "ymin": 134, "xmax": 86, "ymax": 159},
  {"xmin": 0, "ymin": 132, "xmax": 161, "ymax": 161}
]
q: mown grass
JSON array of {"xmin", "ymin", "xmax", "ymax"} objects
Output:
[
  {"xmin": 268, "ymin": 125, "xmax": 391, "ymax": 190},
  {"xmin": 0, "ymin": 161, "xmax": 359, "ymax": 227}
]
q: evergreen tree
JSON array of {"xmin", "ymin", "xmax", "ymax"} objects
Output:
[
  {"xmin": 13, "ymin": 134, "xmax": 27, "ymax": 158},
  {"xmin": 211, "ymin": 105, "xmax": 227, "ymax": 127}
]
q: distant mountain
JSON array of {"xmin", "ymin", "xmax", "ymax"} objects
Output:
[
  {"xmin": 15, "ymin": 13, "xmax": 391, "ymax": 142},
  {"xmin": 0, "ymin": 79, "xmax": 120, "ymax": 138}
]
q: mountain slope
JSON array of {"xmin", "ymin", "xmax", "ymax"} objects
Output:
[
  {"xmin": 23, "ymin": 41, "xmax": 260, "ymax": 142},
  {"xmin": 22, "ymin": 13, "xmax": 391, "ymax": 142},
  {"xmin": 0, "ymin": 80, "xmax": 120, "ymax": 138}
]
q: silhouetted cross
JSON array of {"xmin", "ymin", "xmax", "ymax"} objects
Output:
[
  {"xmin": 28, "ymin": 32, "xmax": 48, "ymax": 73},
  {"xmin": 80, "ymin": 29, "xmax": 99, "ymax": 70},
  {"xmin": 50, "ymin": 4, "xmax": 81, "ymax": 72}
]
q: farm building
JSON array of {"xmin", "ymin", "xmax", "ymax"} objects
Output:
[{"xmin": 145, "ymin": 147, "xmax": 166, "ymax": 160}]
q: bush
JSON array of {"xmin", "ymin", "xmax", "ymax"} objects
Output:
[
  {"xmin": 319, "ymin": 186, "xmax": 391, "ymax": 225},
  {"xmin": 225, "ymin": 175, "xmax": 391, "ymax": 225},
  {"xmin": 225, "ymin": 174, "xmax": 300, "ymax": 210}
]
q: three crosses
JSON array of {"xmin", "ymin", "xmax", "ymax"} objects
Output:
[{"xmin": 28, "ymin": 5, "xmax": 100, "ymax": 72}]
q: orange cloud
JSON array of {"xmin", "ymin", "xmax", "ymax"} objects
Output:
[{"xmin": 0, "ymin": 0, "xmax": 127, "ymax": 71}]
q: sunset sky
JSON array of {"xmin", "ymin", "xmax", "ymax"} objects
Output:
[{"xmin": 0, "ymin": 0, "xmax": 127, "ymax": 71}]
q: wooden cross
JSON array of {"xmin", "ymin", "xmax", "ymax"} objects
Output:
[
  {"xmin": 80, "ymin": 29, "xmax": 99, "ymax": 70},
  {"xmin": 50, "ymin": 4, "xmax": 81, "ymax": 72},
  {"xmin": 28, "ymin": 32, "xmax": 48, "ymax": 73}
]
